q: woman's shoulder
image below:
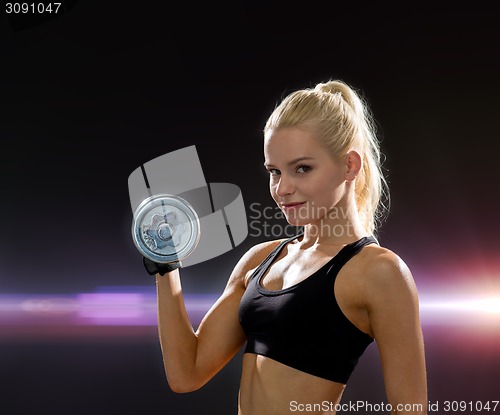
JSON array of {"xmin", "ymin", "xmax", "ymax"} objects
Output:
[
  {"xmin": 235, "ymin": 236, "xmax": 291, "ymax": 287},
  {"xmin": 248, "ymin": 236, "xmax": 290, "ymax": 258},
  {"xmin": 356, "ymin": 242, "xmax": 417, "ymax": 296}
]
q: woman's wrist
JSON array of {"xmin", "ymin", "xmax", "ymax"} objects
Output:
[{"xmin": 143, "ymin": 256, "xmax": 182, "ymax": 276}]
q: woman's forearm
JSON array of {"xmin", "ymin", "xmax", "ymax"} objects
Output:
[{"xmin": 156, "ymin": 270, "xmax": 199, "ymax": 392}]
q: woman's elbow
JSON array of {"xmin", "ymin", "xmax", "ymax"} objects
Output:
[{"xmin": 167, "ymin": 374, "xmax": 205, "ymax": 394}]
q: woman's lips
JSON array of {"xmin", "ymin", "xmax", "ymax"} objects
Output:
[{"xmin": 281, "ymin": 202, "xmax": 306, "ymax": 211}]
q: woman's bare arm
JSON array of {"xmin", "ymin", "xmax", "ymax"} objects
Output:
[
  {"xmin": 155, "ymin": 240, "xmax": 279, "ymax": 393},
  {"xmin": 365, "ymin": 250, "xmax": 428, "ymax": 414}
]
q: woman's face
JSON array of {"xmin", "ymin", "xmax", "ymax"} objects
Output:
[{"xmin": 264, "ymin": 127, "xmax": 348, "ymax": 227}]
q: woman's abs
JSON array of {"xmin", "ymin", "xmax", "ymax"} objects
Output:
[{"xmin": 238, "ymin": 353, "xmax": 345, "ymax": 415}]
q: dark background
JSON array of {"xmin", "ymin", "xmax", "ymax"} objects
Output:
[{"xmin": 1, "ymin": 2, "xmax": 500, "ymax": 414}]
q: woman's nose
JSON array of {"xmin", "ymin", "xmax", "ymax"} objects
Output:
[{"xmin": 275, "ymin": 175, "xmax": 294, "ymax": 197}]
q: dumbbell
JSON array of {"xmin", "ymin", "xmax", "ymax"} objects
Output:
[{"xmin": 131, "ymin": 193, "xmax": 201, "ymax": 264}]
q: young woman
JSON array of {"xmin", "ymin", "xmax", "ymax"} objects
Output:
[{"xmin": 149, "ymin": 80, "xmax": 427, "ymax": 414}]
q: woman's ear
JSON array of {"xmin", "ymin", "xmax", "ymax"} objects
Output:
[{"xmin": 345, "ymin": 150, "xmax": 362, "ymax": 181}]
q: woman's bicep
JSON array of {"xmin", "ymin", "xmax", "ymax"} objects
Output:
[{"xmin": 193, "ymin": 283, "xmax": 247, "ymax": 379}]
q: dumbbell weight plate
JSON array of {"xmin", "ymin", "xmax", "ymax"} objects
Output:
[{"xmin": 132, "ymin": 194, "xmax": 200, "ymax": 264}]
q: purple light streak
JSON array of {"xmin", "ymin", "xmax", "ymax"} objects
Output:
[{"xmin": 1, "ymin": 286, "xmax": 499, "ymax": 342}]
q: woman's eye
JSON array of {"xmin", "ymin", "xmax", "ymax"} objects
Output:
[
  {"xmin": 267, "ymin": 168, "xmax": 280, "ymax": 176},
  {"xmin": 296, "ymin": 165, "xmax": 311, "ymax": 173}
]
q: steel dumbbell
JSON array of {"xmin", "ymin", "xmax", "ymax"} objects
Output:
[{"xmin": 131, "ymin": 193, "xmax": 201, "ymax": 264}]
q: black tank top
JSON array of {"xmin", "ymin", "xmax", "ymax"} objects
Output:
[{"xmin": 238, "ymin": 230, "xmax": 377, "ymax": 384}]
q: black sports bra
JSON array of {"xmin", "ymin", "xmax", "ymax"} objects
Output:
[{"xmin": 238, "ymin": 230, "xmax": 377, "ymax": 384}]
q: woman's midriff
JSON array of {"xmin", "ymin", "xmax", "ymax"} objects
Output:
[{"xmin": 238, "ymin": 353, "xmax": 346, "ymax": 415}]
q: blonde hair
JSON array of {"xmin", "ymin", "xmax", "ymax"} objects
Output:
[{"xmin": 264, "ymin": 79, "xmax": 390, "ymax": 235}]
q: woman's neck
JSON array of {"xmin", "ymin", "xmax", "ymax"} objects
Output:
[{"xmin": 299, "ymin": 200, "xmax": 368, "ymax": 248}]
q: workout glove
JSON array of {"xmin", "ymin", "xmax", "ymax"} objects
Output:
[{"xmin": 143, "ymin": 257, "xmax": 182, "ymax": 276}]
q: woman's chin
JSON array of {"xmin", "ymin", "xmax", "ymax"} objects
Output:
[{"xmin": 283, "ymin": 216, "xmax": 310, "ymax": 227}]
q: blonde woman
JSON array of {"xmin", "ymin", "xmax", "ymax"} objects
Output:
[{"xmin": 146, "ymin": 80, "xmax": 427, "ymax": 414}]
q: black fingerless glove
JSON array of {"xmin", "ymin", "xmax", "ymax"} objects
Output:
[{"xmin": 143, "ymin": 257, "xmax": 182, "ymax": 276}]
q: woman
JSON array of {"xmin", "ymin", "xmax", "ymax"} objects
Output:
[{"xmin": 149, "ymin": 80, "xmax": 427, "ymax": 414}]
